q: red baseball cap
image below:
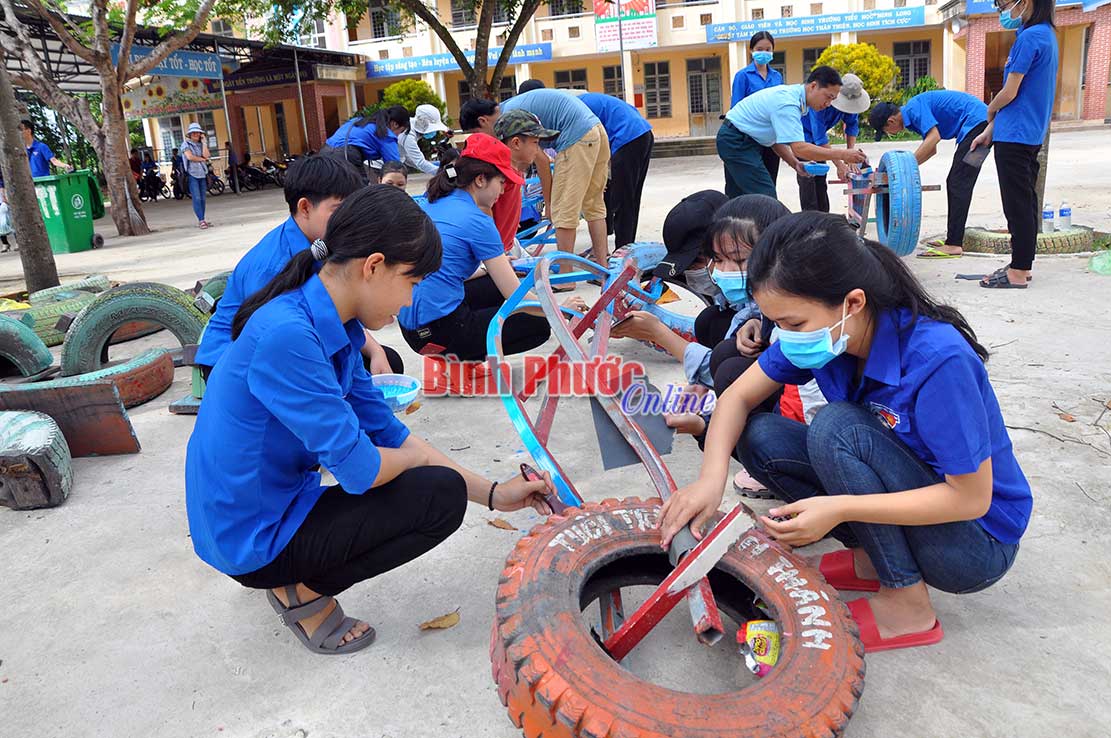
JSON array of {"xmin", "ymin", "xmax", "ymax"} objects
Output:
[{"xmin": 461, "ymin": 132, "xmax": 525, "ymax": 186}]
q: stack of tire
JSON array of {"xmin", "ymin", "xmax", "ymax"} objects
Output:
[{"xmin": 0, "ymin": 277, "xmax": 209, "ymax": 510}]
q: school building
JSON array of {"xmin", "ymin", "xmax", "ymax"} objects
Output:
[{"xmin": 141, "ymin": 0, "xmax": 1111, "ymax": 163}]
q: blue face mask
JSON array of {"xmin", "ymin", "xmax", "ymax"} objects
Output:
[
  {"xmin": 772, "ymin": 304, "xmax": 852, "ymax": 370},
  {"xmin": 710, "ymin": 268, "xmax": 749, "ymax": 306},
  {"xmin": 422, "ymin": 131, "xmax": 438, "ymax": 140},
  {"xmin": 999, "ymin": 0, "xmax": 1024, "ymax": 29},
  {"xmin": 752, "ymin": 51, "xmax": 774, "ymax": 66}
]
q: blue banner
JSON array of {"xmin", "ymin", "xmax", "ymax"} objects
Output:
[
  {"xmin": 111, "ymin": 44, "xmax": 223, "ymax": 79},
  {"xmin": 707, "ymin": 7, "xmax": 926, "ymax": 43},
  {"xmin": 366, "ymin": 43, "xmax": 553, "ymax": 78},
  {"xmin": 966, "ymin": 0, "xmax": 1082, "ymax": 12}
]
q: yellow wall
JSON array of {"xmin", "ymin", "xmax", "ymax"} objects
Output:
[{"xmin": 950, "ymin": 36, "xmax": 968, "ymax": 92}]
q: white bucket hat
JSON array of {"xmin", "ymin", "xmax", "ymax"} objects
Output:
[
  {"xmin": 187, "ymin": 122, "xmax": 205, "ymax": 135},
  {"xmin": 832, "ymin": 73, "xmax": 871, "ymax": 115},
  {"xmin": 411, "ymin": 104, "xmax": 450, "ymax": 134}
]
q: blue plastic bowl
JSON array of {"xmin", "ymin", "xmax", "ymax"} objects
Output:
[
  {"xmin": 804, "ymin": 161, "xmax": 831, "ymax": 176},
  {"xmin": 372, "ymin": 373, "xmax": 421, "ymax": 413}
]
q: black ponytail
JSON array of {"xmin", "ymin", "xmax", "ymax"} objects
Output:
[
  {"xmin": 425, "ymin": 155, "xmax": 502, "ymax": 203},
  {"xmin": 748, "ymin": 212, "xmax": 989, "ymax": 362},
  {"xmin": 232, "ymin": 185, "xmax": 442, "ymax": 339}
]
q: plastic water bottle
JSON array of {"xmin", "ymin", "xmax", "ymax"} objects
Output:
[
  {"xmin": 1058, "ymin": 200, "xmax": 1072, "ymax": 230},
  {"xmin": 1042, "ymin": 202, "xmax": 1055, "ymax": 233}
]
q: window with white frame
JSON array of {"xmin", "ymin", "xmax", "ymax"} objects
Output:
[
  {"xmin": 603, "ymin": 65, "xmax": 625, "ymax": 98},
  {"xmin": 159, "ymin": 117, "xmax": 183, "ymax": 161},
  {"xmin": 457, "ymin": 75, "xmax": 516, "ymax": 105},
  {"xmin": 370, "ymin": 3, "xmax": 402, "ymax": 38},
  {"xmin": 644, "ymin": 61, "xmax": 671, "ymax": 118},
  {"xmin": 548, "ymin": 0, "xmax": 584, "ymax": 16},
  {"xmin": 555, "ymin": 69, "xmax": 588, "ymax": 90},
  {"xmin": 893, "ymin": 40, "xmax": 931, "ymax": 87},
  {"xmin": 210, "ymin": 19, "xmax": 234, "ymax": 37},
  {"xmin": 195, "ymin": 111, "xmax": 220, "ymax": 151},
  {"xmin": 451, "ymin": 0, "xmax": 476, "ymax": 27},
  {"xmin": 298, "ymin": 18, "xmax": 327, "ymax": 48}
]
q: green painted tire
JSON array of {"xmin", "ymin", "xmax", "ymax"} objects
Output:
[
  {"xmin": 28, "ymin": 274, "xmax": 111, "ymax": 305},
  {"xmin": 194, "ymin": 271, "xmax": 232, "ymax": 314},
  {"xmin": 60, "ymin": 283, "xmax": 207, "ymax": 376},
  {"xmin": 25, "ymin": 292, "xmax": 98, "ymax": 347},
  {"xmin": 0, "ymin": 313, "xmax": 53, "ymax": 377},
  {"xmin": 963, "ymin": 226, "xmax": 1095, "ymax": 255},
  {"xmin": 0, "ymin": 410, "xmax": 73, "ymax": 510}
]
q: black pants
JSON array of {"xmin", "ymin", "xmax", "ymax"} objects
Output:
[
  {"xmin": 199, "ymin": 344, "xmax": 402, "ymax": 383},
  {"xmin": 605, "ymin": 131, "xmax": 654, "ymax": 248},
  {"xmin": 944, "ymin": 122, "xmax": 989, "ymax": 246},
  {"xmin": 400, "ymin": 274, "xmax": 551, "ymax": 361},
  {"xmin": 993, "ymin": 141, "xmax": 1041, "ymax": 271},
  {"xmin": 760, "ymin": 145, "xmax": 781, "ymax": 190},
  {"xmin": 694, "ymin": 305, "xmax": 738, "ymax": 349},
  {"xmin": 797, "ymin": 174, "xmax": 830, "ymax": 212},
  {"xmin": 231, "ymin": 466, "xmax": 468, "ymax": 597}
]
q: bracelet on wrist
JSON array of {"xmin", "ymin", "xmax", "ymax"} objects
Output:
[{"xmin": 487, "ymin": 481, "xmax": 497, "ymax": 511}]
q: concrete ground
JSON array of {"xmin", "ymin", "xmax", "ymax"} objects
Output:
[{"xmin": 2, "ymin": 130, "xmax": 1110, "ymax": 738}]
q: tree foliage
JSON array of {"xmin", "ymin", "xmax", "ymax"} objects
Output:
[
  {"xmin": 815, "ymin": 44, "xmax": 899, "ymax": 103},
  {"xmin": 363, "ymin": 79, "xmax": 448, "ymax": 121},
  {"xmin": 897, "ymin": 75, "xmax": 942, "ymax": 104}
]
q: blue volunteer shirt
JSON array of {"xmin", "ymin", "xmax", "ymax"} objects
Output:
[
  {"xmin": 27, "ymin": 140, "xmax": 55, "ymax": 178},
  {"xmin": 730, "ymin": 62, "xmax": 784, "ymax": 108},
  {"xmin": 326, "ymin": 117, "xmax": 401, "ymax": 162},
  {"xmin": 501, "ymin": 89, "xmax": 600, "ymax": 152},
  {"xmin": 725, "ymin": 84, "xmax": 808, "ymax": 148},
  {"xmin": 901, "ymin": 90, "xmax": 988, "ymax": 143},
  {"xmin": 995, "ymin": 22, "xmax": 1059, "ymax": 145},
  {"xmin": 186, "ymin": 275, "xmax": 410, "ymax": 575},
  {"xmin": 194, "ymin": 216, "xmax": 312, "ymax": 368},
  {"xmin": 802, "ymin": 108, "xmax": 860, "ymax": 146},
  {"xmin": 576, "ymin": 93, "xmax": 652, "ymax": 154},
  {"xmin": 398, "ymin": 189, "xmax": 504, "ymax": 328},
  {"xmin": 758, "ymin": 308, "xmax": 1032, "ymax": 545}
]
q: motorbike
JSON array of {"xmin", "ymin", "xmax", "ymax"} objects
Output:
[
  {"xmin": 262, "ymin": 157, "xmax": 286, "ymax": 187},
  {"xmin": 138, "ymin": 170, "xmax": 170, "ymax": 202}
]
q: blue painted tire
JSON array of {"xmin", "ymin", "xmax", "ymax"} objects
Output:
[{"xmin": 875, "ymin": 151, "xmax": 922, "ymax": 257}]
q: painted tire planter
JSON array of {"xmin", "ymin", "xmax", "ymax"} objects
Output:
[
  {"xmin": 874, "ymin": 151, "xmax": 922, "ymax": 257},
  {"xmin": 0, "ymin": 313, "xmax": 53, "ymax": 377},
  {"xmin": 25, "ymin": 292, "xmax": 98, "ymax": 347},
  {"xmin": 2, "ymin": 349, "xmax": 174, "ymax": 409},
  {"xmin": 0, "ymin": 410, "xmax": 73, "ymax": 510},
  {"xmin": 60, "ymin": 283, "xmax": 207, "ymax": 376},
  {"xmin": 962, "ymin": 226, "xmax": 1095, "ymax": 255},
  {"xmin": 28, "ymin": 274, "xmax": 110, "ymax": 305},
  {"xmin": 491, "ymin": 498, "xmax": 865, "ymax": 738}
]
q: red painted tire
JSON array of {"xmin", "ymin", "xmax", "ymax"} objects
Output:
[
  {"xmin": 491, "ymin": 498, "xmax": 865, "ymax": 738},
  {"xmin": 0, "ymin": 349, "xmax": 174, "ymax": 408}
]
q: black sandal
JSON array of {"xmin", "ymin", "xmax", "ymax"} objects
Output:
[{"xmin": 980, "ymin": 270, "xmax": 1028, "ymax": 289}]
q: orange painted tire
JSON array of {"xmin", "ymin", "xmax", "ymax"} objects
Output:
[{"xmin": 490, "ymin": 498, "xmax": 865, "ymax": 738}]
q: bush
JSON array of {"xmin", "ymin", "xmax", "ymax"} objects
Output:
[
  {"xmin": 897, "ymin": 75, "xmax": 942, "ymax": 104},
  {"xmin": 363, "ymin": 79, "xmax": 449, "ymax": 124},
  {"xmin": 814, "ymin": 44, "xmax": 900, "ymax": 103}
]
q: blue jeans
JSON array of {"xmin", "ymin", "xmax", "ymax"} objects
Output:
[
  {"xmin": 188, "ymin": 175, "xmax": 207, "ymax": 222},
  {"xmin": 738, "ymin": 402, "xmax": 1019, "ymax": 592}
]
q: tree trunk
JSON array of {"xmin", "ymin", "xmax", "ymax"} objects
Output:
[
  {"xmin": 100, "ymin": 78, "xmax": 149, "ymax": 236},
  {"xmin": 1035, "ymin": 126, "xmax": 1051, "ymax": 218},
  {"xmin": 0, "ymin": 63, "xmax": 58, "ymax": 292}
]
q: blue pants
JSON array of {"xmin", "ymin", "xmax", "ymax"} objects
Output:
[
  {"xmin": 738, "ymin": 402, "xmax": 1019, "ymax": 592},
  {"xmin": 716, "ymin": 122, "xmax": 777, "ymax": 200},
  {"xmin": 188, "ymin": 175, "xmax": 207, "ymax": 222}
]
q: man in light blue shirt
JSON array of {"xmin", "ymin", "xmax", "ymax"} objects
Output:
[
  {"xmin": 716, "ymin": 66, "xmax": 867, "ymax": 200},
  {"xmin": 500, "ymin": 88, "xmax": 611, "ymax": 262}
]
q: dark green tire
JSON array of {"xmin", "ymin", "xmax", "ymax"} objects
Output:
[
  {"xmin": 28, "ymin": 274, "xmax": 111, "ymax": 305},
  {"xmin": 25, "ymin": 292, "xmax": 98, "ymax": 347}
]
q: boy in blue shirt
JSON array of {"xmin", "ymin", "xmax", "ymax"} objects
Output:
[
  {"xmin": 797, "ymin": 73, "xmax": 869, "ymax": 213},
  {"xmin": 195, "ymin": 155, "xmax": 401, "ymax": 377},
  {"xmin": 870, "ymin": 90, "xmax": 990, "ymax": 258},
  {"xmin": 18, "ymin": 119, "xmax": 70, "ymax": 178}
]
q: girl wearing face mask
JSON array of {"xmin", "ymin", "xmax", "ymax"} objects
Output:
[
  {"xmin": 729, "ymin": 32, "xmax": 783, "ymax": 186},
  {"xmin": 970, "ymin": 0, "xmax": 1057, "ymax": 289},
  {"xmin": 185, "ymin": 185, "xmax": 557, "ymax": 655},
  {"xmin": 659, "ymin": 212, "xmax": 1031, "ymax": 653},
  {"xmin": 399, "ymin": 133, "xmax": 585, "ymax": 363}
]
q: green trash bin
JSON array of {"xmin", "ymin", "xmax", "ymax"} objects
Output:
[{"xmin": 33, "ymin": 170, "xmax": 105, "ymax": 254}]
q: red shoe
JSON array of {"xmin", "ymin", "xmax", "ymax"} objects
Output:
[
  {"xmin": 819, "ymin": 549, "xmax": 881, "ymax": 592},
  {"xmin": 847, "ymin": 598, "xmax": 944, "ymax": 653}
]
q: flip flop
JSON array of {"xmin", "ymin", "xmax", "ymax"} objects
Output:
[
  {"xmin": 956, "ymin": 266, "xmax": 1032, "ymax": 282},
  {"xmin": 732, "ymin": 469, "xmax": 775, "ymax": 500},
  {"xmin": 819, "ymin": 549, "xmax": 880, "ymax": 592},
  {"xmin": 980, "ymin": 270, "xmax": 1028, "ymax": 289},
  {"xmin": 916, "ymin": 245, "xmax": 962, "ymax": 259},
  {"xmin": 266, "ymin": 585, "xmax": 376, "ymax": 655},
  {"xmin": 847, "ymin": 598, "xmax": 944, "ymax": 653}
]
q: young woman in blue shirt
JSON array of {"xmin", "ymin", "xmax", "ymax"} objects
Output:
[
  {"xmin": 399, "ymin": 133, "xmax": 585, "ymax": 362},
  {"xmin": 658, "ymin": 212, "xmax": 1031, "ymax": 653},
  {"xmin": 186, "ymin": 186, "xmax": 555, "ymax": 655},
  {"xmin": 971, "ymin": 0, "xmax": 1058, "ymax": 289},
  {"xmin": 729, "ymin": 32, "xmax": 784, "ymax": 188}
]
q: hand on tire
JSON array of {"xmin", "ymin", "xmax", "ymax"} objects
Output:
[
  {"xmin": 657, "ymin": 477, "xmax": 724, "ymax": 548},
  {"xmin": 495, "ymin": 471, "xmax": 556, "ymax": 515}
]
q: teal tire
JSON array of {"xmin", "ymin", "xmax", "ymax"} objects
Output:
[
  {"xmin": 25, "ymin": 292, "xmax": 98, "ymax": 347},
  {"xmin": 0, "ymin": 410, "xmax": 73, "ymax": 510},
  {"xmin": 28, "ymin": 274, "xmax": 111, "ymax": 305},
  {"xmin": 0, "ymin": 313, "xmax": 53, "ymax": 377}
]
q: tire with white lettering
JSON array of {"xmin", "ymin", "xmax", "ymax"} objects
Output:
[
  {"xmin": 59, "ymin": 283, "xmax": 207, "ymax": 376},
  {"xmin": 491, "ymin": 498, "xmax": 865, "ymax": 738},
  {"xmin": 875, "ymin": 150, "xmax": 922, "ymax": 257}
]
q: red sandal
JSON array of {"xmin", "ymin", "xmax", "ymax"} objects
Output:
[
  {"xmin": 847, "ymin": 598, "xmax": 944, "ymax": 653},
  {"xmin": 819, "ymin": 549, "xmax": 881, "ymax": 592}
]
